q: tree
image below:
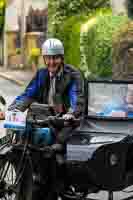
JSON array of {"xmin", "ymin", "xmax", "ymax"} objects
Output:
[
  {"xmin": 48, "ymin": 0, "xmax": 110, "ymax": 36},
  {"xmin": 128, "ymin": 0, "xmax": 133, "ymax": 18}
]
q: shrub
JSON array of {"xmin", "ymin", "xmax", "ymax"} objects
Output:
[
  {"xmin": 16, "ymin": 48, "xmax": 21, "ymax": 55},
  {"xmin": 80, "ymin": 10, "xmax": 128, "ymax": 78},
  {"xmin": 51, "ymin": 15, "xmax": 88, "ymax": 68},
  {"xmin": 28, "ymin": 48, "xmax": 41, "ymax": 68}
]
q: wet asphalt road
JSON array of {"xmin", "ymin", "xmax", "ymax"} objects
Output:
[
  {"xmin": 0, "ymin": 77, "xmax": 23, "ymax": 136},
  {"xmin": 0, "ymin": 77, "xmax": 133, "ymax": 200},
  {"xmin": 0, "ymin": 77, "xmax": 23, "ymax": 106}
]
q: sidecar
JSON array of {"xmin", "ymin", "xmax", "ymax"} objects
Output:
[{"xmin": 66, "ymin": 80, "xmax": 133, "ymax": 199}]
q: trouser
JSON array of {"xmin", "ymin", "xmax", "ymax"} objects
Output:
[
  {"xmin": 56, "ymin": 126, "xmax": 76, "ymax": 184},
  {"xmin": 45, "ymin": 155, "xmax": 58, "ymax": 200},
  {"xmin": 56, "ymin": 126, "xmax": 75, "ymax": 144},
  {"xmin": 45, "ymin": 126, "xmax": 76, "ymax": 200}
]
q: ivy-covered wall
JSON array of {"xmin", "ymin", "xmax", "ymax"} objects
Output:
[
  {"xmin": 49, "ymin": 8, "xmax": 128, "ymax": 78},
  {"xmin": 48, "ymin": 0, "xmax": 130, "ymax": 78},
  {"xmin": 80, "ymin": 10, "xmax": 128, "ymax": 78}
]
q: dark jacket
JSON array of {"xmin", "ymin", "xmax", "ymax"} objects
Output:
[{"xmin": 8, "ymin": 64, "xmax": 84, "ymax": 117}]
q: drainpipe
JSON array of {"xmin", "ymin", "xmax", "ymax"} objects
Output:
[
  {"xmin": 20, "ymin": 0, "xmax": 25, "ymax": 68},
  {"xmin": 4, "ymin": 0, "xmax": 7, "ymax": 68}
]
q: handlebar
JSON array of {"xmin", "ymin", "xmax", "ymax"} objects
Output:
[
  {"xmin": 12, "ymin": 143, "xmax": 60, "ymax": 157},
  {"xmin": 27, "ymin": 116, "xmax": 80, "ymax": 128}
]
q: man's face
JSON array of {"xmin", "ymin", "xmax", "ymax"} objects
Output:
[{"xmin": 43, "ymin": 55, "xmax": 63, "ymax": 75}]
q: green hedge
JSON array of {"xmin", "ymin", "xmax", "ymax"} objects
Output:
[
  {"xmin": 80, "ymin": 10, "xmax": 128, "ymax": 78},
  {"xmin": 51, "ymin": 15, "xmax": 88, "ymax": 68}
]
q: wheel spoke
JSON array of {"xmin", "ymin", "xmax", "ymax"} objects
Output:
[{"xmin": 0, "ymin": 160, "xmax": 17, "ymax": 200}]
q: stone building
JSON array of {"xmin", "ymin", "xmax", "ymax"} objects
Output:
[{"xmin": 4, "ymin": 0, "xmax": 48, "ymax": 68}]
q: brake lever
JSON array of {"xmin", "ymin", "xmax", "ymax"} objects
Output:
[{"xmin": 63, "ymin": 118, "xmax": 80, "ymax": 127}]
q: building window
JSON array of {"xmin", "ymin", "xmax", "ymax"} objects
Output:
[{"xmin": 26, "ymin": 6, "xmax": 48, "ymax": 33}]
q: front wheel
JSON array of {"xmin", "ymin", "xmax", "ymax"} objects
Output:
[
  {"xmin": 0, "ymin": 149, "xmax": 33, "ymax": 200},
  {"xmin": 0, "ymin": 158, "xmax": 18, "ymax": 200}
]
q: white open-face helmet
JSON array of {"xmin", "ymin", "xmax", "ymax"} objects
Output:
[{"xmin": 42, "ymin": 38, "xmax": 64, "ymax": 56}]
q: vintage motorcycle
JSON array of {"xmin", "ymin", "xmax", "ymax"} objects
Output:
[{"xmin": 0, "ymin": 80, "xmax": 133, "ymax": 200}]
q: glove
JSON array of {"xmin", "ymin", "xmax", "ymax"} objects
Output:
[
  {"xmin": 51, "ymin": 143, "xmax": 63, "ymax": 152},
  {"xmin": 62, "ymin": 113, "xmax": 75, "ymax": 120}
]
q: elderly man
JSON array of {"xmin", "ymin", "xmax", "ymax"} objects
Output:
[{"xmin": 7, "ymin": 38, "xmax": 85, "ymax": 200}]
